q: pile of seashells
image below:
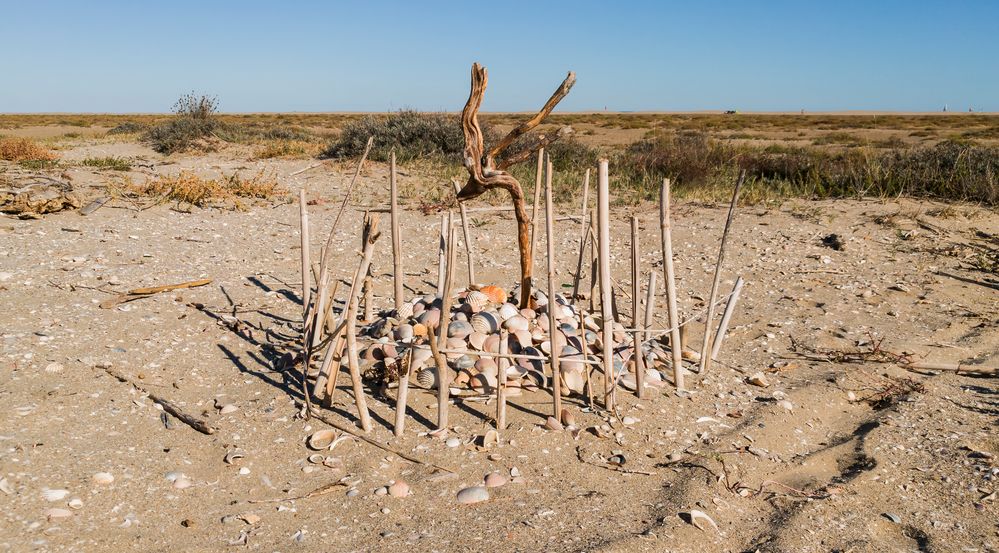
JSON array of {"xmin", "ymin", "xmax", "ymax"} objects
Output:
[{"xmin": 355, "ymin": 285, "xmax": 676, "ymax": 397}]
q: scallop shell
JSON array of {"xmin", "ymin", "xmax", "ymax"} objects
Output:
[
  {"xmin": 498, "ymin": 302, "xmax": 520, "ymax": 321},
  {"xmin": 470, "ymin": 312, "xmax": 500, "ymax": 334},
  {"xmin": 465, "ymin": 290, "xmax": 489, "ymax": 312},
  {"xmin": 417, "ymin": 368, "xmax": 438, "ymax": 389},
  {"xmin": 561, "ymin": 367, "xmax": 586, "ymax": 394},
  {"xmin": 396, "ymin": 303, "xmax": 414, "ymax": 320},
  {"xmin": 467, "ymin": 331, "xmax": 487, "ymax": 350},
  {"xmin": 513, "ymin": 329, "xmax": 533, "ymax": 348},
  {"xmin": 308, "ymin": 429, "xmax": 337, "ymax": 450},
  {"xmin": 448, "ymin": 320, "xmax": 473, "ymax": 339},
  {"xmin": 503, "ymin": 315, "xmax": 529, "ymax": 332},
  {"xmin": 474, "ymin": 357, "xmax": 498, "ymax": 377},
  {"xmin": 479, "ymin": 286, "xmax": 506, "ymax": 304}
]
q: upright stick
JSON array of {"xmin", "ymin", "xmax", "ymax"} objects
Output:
[
  {"xmin": 630, "ymin": 216, "xmax": 644, "ymax": 398},
  {"xmin": 345, "ymin": 215, "xmax": 381, "ymax": 432},
  {"xmin": 699, "ymin": 171, "xmax": 746, "ymax": 374},
  {"xmin": 570, "ymin": 169, "xmax": 591, "ymax": 303},
  {"xmin": 544, "ymin": 157, "xmax": 563, "ymax": 416},
  {"xmin": 643, "ymin": 271, "xmax": 658, "ymax": 331},
  {"xmin": 299, "ymin": 189, "xmax": 312, "ymax": 319},
  {"xmin": 361, "ymin": 212, "xmax": 374, "ymax": 323},
  {"xmin": 393, "ymin": 347, "xmax": 412, "ymax": 437},
  {"xmin": 597, "ymin": 159, "xmax": 615, "ymax": 409},
  {"xmin": 437, "ymin": 212, "xmax": 448, "ymax": 296},
  {"xmin": 588, "ymin": 211, "xmax": 599, "ymax": 313},
  {"xmin": 390, "ymin": 151, "xmax": 404, "ymax": 312},
  {"xmin": 659, "ymin": 179, "xmax": 685, "ymax": 390},
  {"xmin": 435, "ymin": 220, "xmax": 457, "ymax": 430},
  {"xmin": 528, "ymin": 147, "xmax": 545, "ymax": 284},
  {"xmin": 452, "ymin": 179, "xmax": 477, "ymax": 286},
  {"xmin": 710, "ymin": 276, "xmax": 744, "ymax": 361},
  {"xmin": 496, "ymin": 329, "xmax": 508, "ymax": 430}
]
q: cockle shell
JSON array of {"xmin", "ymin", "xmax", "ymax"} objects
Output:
[
  {"xmin": 455, "ymin": 354, "xmax": 476, "ymax": 370},
  {"xmin": 474, "ymin": 358, "xmax": 498, "ymax": 378},
  {"xmin": 395, "ymin": 324, "xmax": 414, "ymax": 342},
  {"xmin": 470, "ymin": 312, "xmax": 500, "ymax": 334},
  {"xmin": 482, "ymin": 334, "xmax": 500, "ymax": 353},
  {"xmin": 308, "ymin": 429, "xmax": 337, "ymax": 450},
  {"xmin": 418, "ymin": 308, "xmax": 441, "ymax": 330},
  {"xmin": 513, "ymin": 329, "xmax": 533, "ymax": 348},
  {"xmin": 448, "ymin": 320, "xmax": 473, "ymax": 339},
  {"xmin": 417, "ymin": 368, "xmax": 438, "ymax": 389},
  {"xmin": 561, "ymin": 367, "xmax": 586, "ymax": 394},
  {"xmin": 411, "ymin": 347, "xmax": 433, "ymax": 371},
  {"xmin": 519, "ymin": 308, "xmax": 536, "ymax": 320},
  {"xmin": 467, "ymin": 331, "xmax": 487, "ymax": 350},
  {"xmin": 465, "ymin": 291, "xmax": 489, "ymax": 312},
  {"xmin": 396, "ymin": 303, "xmax": 414, "ymax": 320},
  {"xmin": 503, "ymin": 315, "xmax": 529, "ymax": 332},
  {"xmin": 479, "ymin": 285, "xmax": 506, "ymax": 304},
  {"xmin": 498, "ymin": 303, "xmax": 520, "ymax": 321}
]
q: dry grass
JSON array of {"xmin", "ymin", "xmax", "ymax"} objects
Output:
[
  {"xmin": 0, "ymin": 137, "xmax": 58, "ymax": 162},
  {"xmin": 124, "ymin": 170, "xmax": 287, "ymax": 210},
  {"xmin": 253, "ymin": 139, "xmax": 323, "ymax": 159}
]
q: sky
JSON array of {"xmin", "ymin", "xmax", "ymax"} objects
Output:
[{"xmin": 1, "ymin": 0, "xmax": 997, "ymax": 113}]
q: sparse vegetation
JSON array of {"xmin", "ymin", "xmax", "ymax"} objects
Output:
[
  {"xmin": 82, "ymin": 156, "xmax": 132, "ymax": 171},
  {"xmin": 107, "ymin": 121, "xmax": 149, "ymax": 135},
  {"xmin": 123, "ymin": 170, "xmax": 286, "ymax": 209},
  {"xmin": 0, "ymin": 137, "xmax": 58, "ymax": 162},
  {"xmin": 322, "ymin": 110, "xmax": 473, "ymax": 162}
]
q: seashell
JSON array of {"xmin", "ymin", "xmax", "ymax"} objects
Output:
[
  {"xmin": 0, "ymin": 477, "xmax": 12, "ymax": 495},
  {"xmin": 448, "ymin": 320, "xmax": 473, "ymax": 339},
  {"xmin": 687, "ymin": 510, "xmax": 719, "ymax": 533},
  {"xmin": 454, "ymin": 354, "xmax": 476, "ymax": 370},
  {"xmin": 173, "ymin": 477, "xmax": 193, "ymax": 489},
  {"xmin": 452, "ymin": 311, "xmax": 468, "ymax": 322},
  {"xmin": 445, "ymin": 337, "xmax": 467, "ymax": 359},
  {"xmin": 219, "ymin": 404, "xmax": 238, "ymax": 415},
  {"xmin": 681, "ymin": 348, "xmax": 701, "ymax": 362},
  {"xmin": 479, "ymin": 285, "xmax": 506, "ymax": 304},
  {"xmin": 382, "ymin": 343, "xmax": 398, "ymax": 359},
  {"xmin": 412, "ymin": 302, "xmax": 426, "ymax": 317},
  {"xmin": 307, "ymin": 453, "xmax": 326, "ymax": 464},
  {"xmin": 453, "ymin": 369, "xmax": 472, "ymax": 386},
  {"xmin": 46, "ymin": 508, "xmax": 73, "ymax": 520},
  {"xmin": 471, "ymin": 372, "xmax": 498, "ymax": 393},
  {"xmin": 465, "ymin": 291, "xmax": 489, "ymax": 312},
  {"xmin": 481, "ymin": 429, "xmax": 499, "ymax": 448},
  {"xmin": 482, "ymin": 334, "xmax": 500, "ymax": 353},
  {"xmin": 456, "ymin": 486, "xmax": 490, "ymax": 504},
  {"xmin": 412, "ymin": 323, "xmax": 428, "ymax": 338},
  {"xmin": 418, "ymin": 308, "xmax": 441, "ymax": 330},
  {"xmin": 622, "ymin": 416, "xmax": 639, "ymax": 425},
  {"xmin": 583, "ymin": 316, "xmax": 598, "ymax": 331},
  {"xmin": 619, "ymin": 374, "xmax": 637, "ymax": 391},
  {"xmin": 484, "ymin": 472, "xmax": 508, "ymax": 488},
  {"xmin": 411, "ymin": 348, "xmax": 433, "ymax": 371},
  {"xmin": 498, "ymin": 303, "xmax": 520, "ymax": 321},
  {"xmin": 503, "ymin": 315, "xmax": 529, "ymax": 332},
  {"xmin": 470, "ymin": 312, "xmax": 500, "ymax": 334},
  {"xmin": 474, "ymin": 358, "xmax": 497, "ymax": 378},
  {"xmin": 388, "ymin": 480, "xmax": 410, "ymax": 498},
  {"xmin": 537, "ymin": 316, "xmax": 550, "ymax": 332},
  {"xmin": 164, "ymin": 471, "xmax": 184, "ymax": 482},
  {"xmin": 519, "ymin": 308, "xmax": 536, "ymax": 320},
  {"xmin": 561, "ymin": 368, "xmax": 586, "ymax": 394},
  {"xmin": 445, "ymin": 437, "xmax": 461, "ymax": 448},
  {"xmin": 92, "ymin": 472, "xmax": 114, "ymax": 485},
  {"xmin": 42, "ymin": 489, "xmax": 70, "ymax": 502},
  {"xmin": 530, "ymin": 326, "xmax": 546, "ymax": 342},
  {"xmin": 394, "ymin": 324, "xmax": 414, "ymax": 342},
  {"xmin": 505, "ymin": 363, "xmax": 528, "ymax": 380},
  {"xmin": 560, "ymin": 408, "xmax": 575, "ymax": 427},
  {"xmin": 308, "ymin": 429, "xmax": 337, "ymax": 450},
  {"xmin": 467, "ymin": 331, "xmax": 487, "ymax": 350},
  {"xmin": 396, "ymin": 303, "xmax": 414, "ymax": 320},
  {"xmin": 607, "ymin": 454, "xmax": 626, "ymax": 466},
  {"xmin": 68, "ymin": 498, "xmax": 83, "ymax": 509},
  {"xmin": 533, "ymin": 290, "xmax": 549, "ymax": 307},
  {"xmin": 513, "ymin": 329, "xmax": 532, "ymax": 348},
  {"xmin": 747, "ymin": 372, "xmax": 770, "ymax": 387},
  {"xmin": 544, "ymin": 416, "xmax": 564, "ymax": 431},
  {"xmin": 417, "ymin": 368, "xmax": 438, "ymax": 389}
]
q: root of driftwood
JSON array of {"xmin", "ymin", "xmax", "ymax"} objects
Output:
[
  {"xmin": 99, "ymin": 365, "xmax": 216, "ymax": 435},
  {"xmin": 789, "ymin": 333, "xmax": 997, "ymax": 377},
  {"xmin": 307, "ymin": 408, "xmax": 455, "ymax": 473},
  {"xmin": 99, "ymin": 278, "xmax": 212, "ymax": 309}
]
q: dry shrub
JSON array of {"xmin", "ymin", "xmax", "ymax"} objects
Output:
[
  {"xmin": 0, "ymin": 138, "xmax": 58, "ymax": 162},
  {"xmin": 128, "ymin": 170, "xmax": 286, "ymax": 209},
  {"xmin": 254, "ymin": 140, "xmax": 323, "ymax": 159}
]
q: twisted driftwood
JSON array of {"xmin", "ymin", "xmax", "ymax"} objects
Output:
[{"xmin": 457, "ymin": 63, "xmax": 575, "ymax": 307}]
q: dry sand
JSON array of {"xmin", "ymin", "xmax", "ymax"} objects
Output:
[{"xmin": 1, "ymin": 139, "xmax": 997, "ymax": 552}]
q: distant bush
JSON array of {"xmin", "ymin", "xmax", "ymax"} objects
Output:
[
  {"xmin": 0, "ymin": 137, "xmax": 58, "ymax": 162},
  {"xmin": 107, "ymin": 121, "xmax": 149, "ymax": 135},
  {"xmin": 172, "ymin": 92, "xmax": 219, "ymax": 120},
  {"xmin": 322, "ymin": 110, "xmax": 477, "ymax": 162},
  {"xmin": 144, "ymin": 93, "xmax": 223, "ymax": 154}
]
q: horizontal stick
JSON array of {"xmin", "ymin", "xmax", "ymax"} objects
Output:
[{"xmin": 100, "ymin": 366, "xmax": 216, "ymax": 435}]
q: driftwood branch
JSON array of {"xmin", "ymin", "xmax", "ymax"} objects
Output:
[
  {"xmin": 488, "ymin": 71, "xmax": 576, "ymax": 162},
  {"xmin": 99, "ymin": 365, "xmax": 216, "ymax": 435}
]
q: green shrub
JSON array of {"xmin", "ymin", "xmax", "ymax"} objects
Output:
[
  {"xmin": 322, "ymin": 110, "xmax": 480, "ymax": 162},
  {"xmin": 107, "ymin": 121, "xmax": 149, "ymax": 135}
]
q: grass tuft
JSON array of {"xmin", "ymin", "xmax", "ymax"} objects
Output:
[
  {"xmin": 82, "ymin": 156, "xmax": 132, "ymax": 171},
  {"xmin": 0, "ymin": 137, "xmax": 58, "ymax": 162},
  {"xmin": 126, "ymin": 170, "xmax": 286, "ymax": 209}
]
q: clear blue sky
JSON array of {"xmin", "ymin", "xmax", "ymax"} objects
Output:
[{"xmin": 2, "ymin": 0, "xmax": 996, "ymax": 113}]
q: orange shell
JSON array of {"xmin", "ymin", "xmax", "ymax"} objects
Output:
[{"xmin": 479, "ymin": 285, "xmax": 507, "ymax": 305}]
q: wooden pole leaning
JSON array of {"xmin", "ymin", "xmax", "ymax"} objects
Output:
[
  {"xmin": 596, "ymin": 159, "xmax": 615, "ymax": 409},
  {"xmin": 544, "ymin": 156, "xmax": 563, "ymax": 416},
  {"xmin": 659, "ymin": 178, "xmax": 685, "ymax": 390}
]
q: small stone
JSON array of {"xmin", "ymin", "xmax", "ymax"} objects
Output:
[
  {"xmin": 456, "ymin": 486, "xmax": 490, "ymax": 504},
  {"xmin": 238, "ymin": 467, "xmax": 250, "ymax": 475},
  {"xmin": 219, "ymin": 404, "xmax": 239, "ymax": 415},
  {"xmin": 45, "ymin": 363, "xmax": 64, "ymax": 373},
  {"xmin": 622, "ymin": 416, "xmax": 639, "ymax": 425},
  {"xmin": 484, "ymin": 472, "xmax": 508, "ymax": 488},
  {"xmin": 46, "ymin": 508, "xmax": 73, "ymax": 521},
  {"xmin": 445, "ymin": 437, "xmax": 461, "ymax": 448},
  {"xmin": 374, "ymin": 486, "xmax": 388, "ymax": 496},
  {"xmin": 747, "ymin": 372, "xmax": 770, "ymax": 387},
  {"xmin": 181, "ymin": 518, "xmax": 196, "ymax": 528}
]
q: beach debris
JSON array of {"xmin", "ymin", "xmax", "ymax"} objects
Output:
[
  {"xmin": 92, "ymin": 472, "xmax": 114, "ymax": 485},
  {"xmin": 686, "ymin": 509, "xmax": 719, "ymax": 533},
  {"xmin": 456, "ymin": 486, "xmax": 490, "ymax": 505}
]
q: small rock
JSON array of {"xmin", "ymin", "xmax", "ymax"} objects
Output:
[
  {"xmin": 374, "ymin": 486, "xmax": 388, "ymax": 496},
  {"xmin": 484, "ymin": 472, "xmax": 508, "ymax": 488},
  {"xmin": 181, "ymin": 518, "xmax": 196, "ymax": 528},
  {"xmin": 456, "ymin": 486, "xmax": 489, "ymax": 505},
  {"xmin": 622, "ymin": 416, "xmax": 639, "ymax": 425},
  {"xmin": 46, "ymin": 508, "xmax": 73, "ymax": 521},
  {"xmin": 445, "ymin": 437, "xmax": 461, "ymax": 448},
  {"xmin": 92, "ymin": 472, "xmax": 114, "ymax": 485}
]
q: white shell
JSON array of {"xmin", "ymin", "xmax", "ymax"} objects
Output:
[
  {"xmin": 470, "ymin": 312, "xmax": 500, "ymax": 334},
  {"xmin": 498, "ymin": 303, "xmax": 520, "ymax": 321},
  {"xmin": 456, "ymin": 486, "xmax": 489, "ymax": 504},
  {"xmin": 417, "ymin": 368, "xmax": 438, "ymax": 389},
  {"xmin": 503, "ymin": 315, "xmax": 529, "ymax": 332},
  {"xmin": 465, "ymin": 291, "xmax": 489, "ymax": 312},
  {"xmin": 42, "ymin": 489, "xmax": 70, "ymax": 502},
  {"xmin": 308, "ymin": 429, "xmax": 337, "ymax": 450},
  {"xmin": 92, "ymin": 472, "xmax": 114, "ymax": 485},
  {"xmin": 396, "ymin": 303, "xmax": 414, "ymax": 320}
]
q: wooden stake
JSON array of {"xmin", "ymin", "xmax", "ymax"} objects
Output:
[
  {"xmin": 100, "ymin": 366, "xmax": 215, "ymax": 435},
  {"xmin": 496, "ymin": 329, "xmax": 508, "ymax": 430},
  {"xmin": 437, "ymin": 212, "xmax": 448, "ymax": 296},
  {"xmin": 571, "ymin": 169, "xmax": 591, "ymax": 303},
  {"xmin": 642, "ymin": 271, "xmax": 658, "ymax": 390},
  {"xmin": 361, "ymin": 212, "xmax": 375, "ymax": 323},
  {"xmin": 390, "ymin": 150, "xmax": 404, "ymax": 312},
  {"xmin": 580, "ymin": 305, "xmax": 595, "ymax": 408},
  {"xmin": 529, "ymin": 148, "xmax": 545, "ymax": 287},
  {"xmin": 710, "ymin": 276, "xmax": 744, "ymax": 361},
  {"xmin": 452, "ymin": 179, "xmax": 476, "ymax": 286},
  {"xmin": 428, "ymin": 326, "xmax": 449, "ymax": 430},
  {"xmin": 393, "ymin": 347, "xmax": 412, "ymax": 437},
  {"xmin": 299, "ymin": 189, "xmax": 312, "ymax": 318},
  {"xmin": 588, "ymin": 211, "xmax": 599, "ymax": 313},
  {"xmin": 435, "ymin": 218, "xmax": 458, "ymax": 430},
  {"xmin": 699, "ymin": 171, "xmax": 746, "ymax": 374},
  {"xmin": 344, "ymin": 214, "xmax": 381, "ymax": 432},
  {"xmin": 630, "ymin": 216, "xmax": 644, "ymax": 398},
  {"xmin": 596, "ymin": 159, "xmax": 615, "ymax": 409},
  {"xmin": 544, "ymin": 156, "xmax": 563, "ymax": 416},
  {"xmin": 659, "ymin": 178, "xmax": 685, "ymax": 390}
]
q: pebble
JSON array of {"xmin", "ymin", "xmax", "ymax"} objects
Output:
[
  {"xmin": 45, "ymin": 508, "xmax": 73, "ymax": 521},
  {"xmin": 622, "ymin": 416, "xmax": 639, "ymax": 425},
  {"xmin": 747, "ymin": 372, "xmax": 770, "ymax": 387},
  {"xmin": 219, "ymin": 404, "xmax": 239, "ymax": 415},
  {"xmin": 445, "ymin": 437, "xmax": 461, "ymax": 448},
  {"xmin": 92, "ymin": 471, "xmax": 114, "ymax": 485},
  {"xmin": 456, "ymin": 486, "xmax": 490, "ymax": 504},
  {"xmin": 374, "ymin": 486, "xmax": 388, "ymax": 496}
]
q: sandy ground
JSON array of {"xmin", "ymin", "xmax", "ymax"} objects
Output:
[{"xmin": 1, "ymin": 140, "xmax": 997, "ymax": 553}]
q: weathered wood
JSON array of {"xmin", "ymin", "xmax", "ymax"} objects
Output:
[
  {"xmin": 659, "ymin": 178, "xmax": 685, "ymax": 390},
  {"xmin": 597, "ymin": 159, "xmax": 615, "ymax": 409},
  {"xmin": 497, "ymin": 330, "xmax": 508, "ymax": 430},
  {"xmin": 100, "ymin": 366, "xmax": 215, "ymax": 435},
  {"xmin": 544, "ymin": 156, "xmax": 563, "ymax": 416},
  {"xmin": 699, "ymin": 171, "xmax": 746, "ymax": 374},
  {"xmin": 456, "ymin": 63, "xmax": 575, "ymax": 309},
  {"xmin": 393, "ymin": 347, "xmax": 412, "ymax": 437},
  {"xmin": 529, "ymin": 148, "xmax": 545, "ymax": 287},
  {"xmin": 436, "ymin": 212, "xmax": 448, "ymax": 296},
  {"xmin": 390, "ymin": 151, "xmax": 404, "ymax": 311},
  {"xmin": 711, "ymin": 276, "xmax": 744, "ymax": 360},
  {"xmin": 571, "ymin": 169, "xmax": 591, "ymax": 302},
  {"xmin": 630, "ymin": 216, "xmax": 644, "ymax": 398},
  {"xmin": 345, "ymin": 214, "xmax": 381, "ymax": 432},
  {"xmin": 452, "ymin": 179, "xmax": 476, "ymax": 286}
]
